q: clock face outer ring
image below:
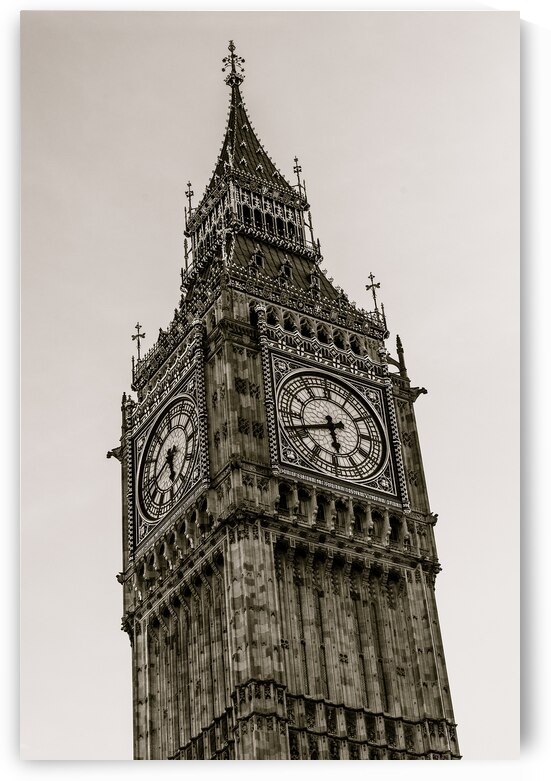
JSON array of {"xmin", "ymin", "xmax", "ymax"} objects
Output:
[
  {"xmin": 276, "ymin": 370, "xmax": 388, "ymax": 483},
  {"xmin": 137, "ymin": 396, "xmax": 199, "ymax": 522}
]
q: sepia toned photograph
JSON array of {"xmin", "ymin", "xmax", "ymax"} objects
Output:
[{"xmin": 21, "ymin": 10, "xmax": 519, "ymax": 761}]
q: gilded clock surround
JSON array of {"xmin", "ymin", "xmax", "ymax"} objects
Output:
[{"xmin": 112, "ymin": 42, "xmax": 460, "ymax": 761}]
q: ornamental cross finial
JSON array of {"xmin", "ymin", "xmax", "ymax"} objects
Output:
[
  {"xmin": 366, "ymin": 272, "xmax": 381, "ymax": 312},
  {"xmin": 222, "ymin": 40, "xmax": 245, "ymax": 86},
  {"xmin": 185, "ymin": 181, "xmax": 194, "ymax": 214},
  {"xmin": 132, "ymin": 322, "xmax": 146, "ymax": 361},
  {"xmin": 293, "ymin": 156, "xmax": 303, "ymax": 198}
]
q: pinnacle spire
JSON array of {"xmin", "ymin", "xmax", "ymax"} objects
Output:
[
  {"xmin": 222, "ymin": 40, "xmax": 245, "ymax": 87},
  {"xmin": 192, "ymin": 42, "xmax": 300, "ymax": 219}
]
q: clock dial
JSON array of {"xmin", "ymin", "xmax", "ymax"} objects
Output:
[
  {"xmin": 137, "ymin": 397, "xmax": 199, "ymax": 521},
  {"xmin": 277, "ymin": 372, "xmax": 386, "ymax": 482}
]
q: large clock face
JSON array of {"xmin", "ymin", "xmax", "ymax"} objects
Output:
[
  {"xmin": 277, "ymin": 372, "xmax": 387, "ymax": 482},
  {"xmin": 137, "ymin": 397, "xmax": 199, "ymax": 521}
]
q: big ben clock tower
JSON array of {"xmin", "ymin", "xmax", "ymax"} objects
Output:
[{"xmin": 110, "ymin": 42, "xmax": 460, "ymax": 760}]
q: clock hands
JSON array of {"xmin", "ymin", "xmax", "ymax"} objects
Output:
[
  {"xmin": 165, "ymin": 445, "xmax": 178, "ymax": 482},
  {"xmin": 157, "ymin": 445, "xmax": 178, "ymax": 482},
  {"xmin": 290, "ymin": 415, "xmax": 344, "ymax": 452}
]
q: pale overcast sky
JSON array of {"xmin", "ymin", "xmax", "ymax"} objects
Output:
[{"xmin": 20, "ymin": 8, "xmax": 522, "ymax": 765}]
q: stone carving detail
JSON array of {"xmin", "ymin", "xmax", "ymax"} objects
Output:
[
  {"xmin": 252, "ymin": 421, "xmax": 264, "ymax": 439},
  {"xmin": 366, "ymin": 715, "xmax": 377, "ymax": 742},
  {"xmin": 345, "ymin": 711, "xmax": 357, "ymax": 739},
  {"xmin": 238, "ymin": 416, "xmax": 250, "ymax": 434},
  {"xmin": 326, "ymin": 706, "xmax": 337, "ymax": 734},
  {"xmin": 289, "ymin": 730, "xmax": 300, "ymax": 759},
  {"xmin": 287, "ymin": 699, "xmax": 295, "ymax": 724},
  {"xmin": 305, "ymin": 701, "xmax": 316, "ymax": 729},
  {"xmin": 235, "ymin": 377, "xmax": 248, "ymax": 394},
  {"xmin": 408, "ymin": 469, "xmax": 418, "ymax": 486},
  {"xmin": 385, "ymin": 719, "xmax": 397, "ymax": 747}
]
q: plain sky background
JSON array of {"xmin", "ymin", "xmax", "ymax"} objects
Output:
[{"xmin": 18, "ymin": 5, "xmax": 526, "ymax": 768}]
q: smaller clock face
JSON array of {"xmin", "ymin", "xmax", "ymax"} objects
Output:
[
  {"xmin": 137, "ymin": 397, "xmax": 199, "ymax": 521},
  {"xmin": 277, "ymin": 372, "xmax": 387, "ymax": 482}
]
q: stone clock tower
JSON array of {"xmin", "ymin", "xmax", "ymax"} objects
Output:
[{"xmin": 111, "ymin": 42, "xmax": 460, "ymax": 760}]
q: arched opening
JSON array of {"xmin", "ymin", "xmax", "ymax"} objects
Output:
[
  {"xmin": 350, "ymin": 335, "xmax": 362, "ymax": 355},
  {"xmin": 278, "ymin": 483, "xmax": 291, "ymax": 515},
  {"xmin": 317, "ymin": 324, "xmax": 329, "ymax": 344},
  {"xmin": 276, "ymin": 216, "xmax": 285, "ymax": 237},
  {"xmin": 300, "ymin": 318, "xmax": 313, "ymax": 337},
  {"xmin": 297, "ymin": 488, "xmax": 311, "ymax": 519},
  {"xmin": 249, "ymin": 302, "xmax": 259, "ymax": 327},
  {"xmin": 266, "ymin": 307, "xmax": 279, "ymax": 326},
  {"xmin": 353, "ymin": 504, "xmax": 366, "ymax": 535},
  {"xmin": 389, "ymin": 515, "xmax": 401, "ymax": 545},
  {"xmin": 265, "ymin": 212, "xmax": 274, "ymax": 233},
  {"xmin": 334, "ymin": 330, "xmax": 345, "ymax": 350},
  {"xmin": 254, "ymin": 208, "xmax": 263, "ymax": 230},
  {"xmin": 243, "ymin": 204, "xmax": 252, "ymax": 226},
  {"xmin": 283, "ymin": 313, "xmax": 295, "ymax": 332},
  {"xmin": 316, "ymin": 494, "xmax": 327, "ymax": 525},
  {"xmin": 335, "ymin": 500, "xmax": 348, "ymax": 531},
  {"xmin": 371, "ymin": 510, "xmax": 384, "ymax": 541}
]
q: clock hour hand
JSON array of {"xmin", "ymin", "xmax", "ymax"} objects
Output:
[
  {"xmin": 324, "ymin": 416, "xmax": 343, "ymax": 452},
  {"xmin": 290, "ymin": 415, "xmax": 344, "ymax": 452},
  {"xmin": 165, "ymin": 445, "xmax": 178, "ymax": 482}
]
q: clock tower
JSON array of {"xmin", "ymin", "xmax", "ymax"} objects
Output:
[{"xmin": 112, "ymin": 42, "xmax": 460, "ymax": 760}]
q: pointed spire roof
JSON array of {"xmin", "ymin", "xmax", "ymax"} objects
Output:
[{"xmin": 204, "ymin": 41, "xmax": 298, "ymax": 201}]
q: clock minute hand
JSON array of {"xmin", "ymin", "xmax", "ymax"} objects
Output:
[{"xmin": 290, "ymin": 422, "xmax": 335, "ymax": 431}]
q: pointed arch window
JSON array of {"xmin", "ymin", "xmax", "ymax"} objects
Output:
[
  {"xmin": 316, "ymin": 494, "xmax": 327, "ymax": 525},
  {"xmin": 317, "ymin": 324, "xmax": 329, "ymax": 344},
  {"xmin": 350, "ymin": 335, "xmax": 362, "ymax": 355},
  {"xmin": 300, "ymin": 317, "xmax": 313, "ymax": 338},
  {"xmin": 266, "ymin": 307, "xmax": 279, "ymax": 326},
  {"xmin": 283, "ymin": 313, "xmax": 296, "ymax": 332},
  {"xmin": 371, "ymin": 510, "xmax": 384, "ymax": 541},
  {"xmin": 278, "ymin": 483, "xmax": 291, "ymax": 516},
  {"xmin": 353, "ymin": 504, "xmax": 366, "ymax": 535},
  {"xmin": 334, "ymin": 330, "xmax": 345, "ymax": 350},
  {"xmin": 335, "ymin": 500, "xmax": 348, "ymax": 531},
  {"xmin": 389, "ymin": 515, "xmax": 401, "ymax": 546}
]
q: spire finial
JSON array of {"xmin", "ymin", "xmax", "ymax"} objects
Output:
[
  {"xmin": 293, "ymin": 156, "xmax": 303, "ymax": 198},
  {"xmin": 132, "ymin": 322, "xmax": 146, "ymax": 361},
  {"xmin": 366, "ymin": 272, "xmax": 381, "ymax": 312},
  {"xmin": 185, "ymin": 181, "xmax": 194, "ymax": 214},
  {"xmin": 222, "ymin": 40, "xmax": 245, "ymax": 86}
]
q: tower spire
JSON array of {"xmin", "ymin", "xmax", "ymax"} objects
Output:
[{"xmin": 222, "ymin": 40, "xmax": 245, "ymax": 86}]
